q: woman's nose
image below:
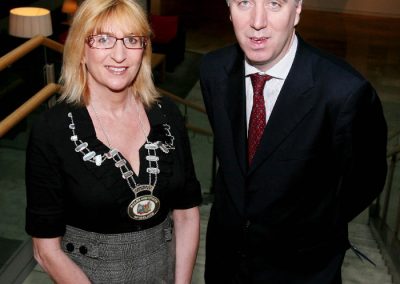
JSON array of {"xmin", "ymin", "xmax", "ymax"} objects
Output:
[{"xmin": 110, "ymin": 40, "xmax": 127, "ymax": 62}]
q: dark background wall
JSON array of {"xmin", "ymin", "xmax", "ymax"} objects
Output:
[{"xmin": 0, "ymin": 1, "xmax": 38, "ymax": 18}]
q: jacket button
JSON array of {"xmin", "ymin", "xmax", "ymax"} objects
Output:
[
  {"xmin": 79, "ymin": 245, "xmax": 88, "ymax": 255},
  {"xmin": 66, "ymin": 243, "xmax": 74, "ymax": 252},
  {"xmin": 243, "ymin": 220, "xmax": 251, "ymax": 231},
  {"xmin": 237, "ymin": 250, "xmax": 246, "ymax": 259}
]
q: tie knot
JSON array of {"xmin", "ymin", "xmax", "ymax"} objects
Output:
[{"xmin": 250, "ymin": 73, "xmax": 271, "ymax": 96}]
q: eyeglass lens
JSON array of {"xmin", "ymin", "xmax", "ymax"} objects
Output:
[{"xmin": 87, "ymin": 35, "xmax": 145, "ymax": 49}]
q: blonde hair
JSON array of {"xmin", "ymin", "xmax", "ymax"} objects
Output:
[{"xmin": 59, "ymin": 0, "xmax": 158, "ymax": 107}]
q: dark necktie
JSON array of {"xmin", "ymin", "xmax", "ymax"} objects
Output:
[{"xmin": 248, "ymin": 73, "xmax": 271, "ymax": 165}]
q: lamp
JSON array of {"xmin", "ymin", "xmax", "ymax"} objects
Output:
[
  {"xmin": 8, "ymin": 7, "xmax": 55, "ymax": 86},
  {"xmin": 9, "ymin": 7, "xmax": 53, "ymax": 38}
]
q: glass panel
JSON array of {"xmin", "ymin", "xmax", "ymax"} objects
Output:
[{"xmin": 179, "ymin": 100, "xmax": 214, "ymax": 199}]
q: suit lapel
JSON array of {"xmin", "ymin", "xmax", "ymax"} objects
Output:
[
  {"xmin": 225, "ymin": 54, "xmax": 248, "ymax": 175},
  {"xmin": 209, "ymin": 46, "xmax": 247, "ymax": 216},
  {"xmin": 249, "ymin": 39, "xmax": 316, "ymax": 175}
]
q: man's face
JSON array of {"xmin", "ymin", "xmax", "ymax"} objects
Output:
[{"xmin": 229, "ymin": 0, "xmax": 302, "ymax": 71}]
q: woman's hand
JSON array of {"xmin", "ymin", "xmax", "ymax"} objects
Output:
[{"xmin": 32, "ymin": 237, "xmax": 91, "ymax": 284}]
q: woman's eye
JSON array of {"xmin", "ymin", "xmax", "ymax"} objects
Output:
[
  {"xmin": 97, "ymin": 35, "xmax": 109, "ymax": 44},
  {"xmin": 126, "ymin": 36, "xmax": 138, "ymax": 44}
]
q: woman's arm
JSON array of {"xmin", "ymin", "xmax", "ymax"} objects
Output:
[
  {"xmin": 172, "ymin": 207, "xmax": 200, "ymax": 284},
  {"xmin": 32, "ymin": 237, "xmax": 91, "ymax": 284}
]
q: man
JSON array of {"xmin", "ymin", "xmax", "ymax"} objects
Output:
[{"xmin": 199, "ymin": 0, "xmax": 387, "ymax": 283}]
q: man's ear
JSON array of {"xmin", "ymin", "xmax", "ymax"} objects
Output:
[{"xmin": 294, "ymin": 1, "xmax": 302, "ymax": 26}]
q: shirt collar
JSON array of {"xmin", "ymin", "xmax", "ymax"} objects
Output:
[{"xmin": 245, "ymin": 34, "xmax": 298, "ymax": 80}]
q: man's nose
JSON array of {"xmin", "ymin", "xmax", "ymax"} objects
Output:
[{"xmin": 251, "ymin": 4, "xmax": 268, "ymax": 30}]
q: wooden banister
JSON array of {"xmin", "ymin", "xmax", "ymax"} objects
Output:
[
  {"xmin": 0, "ymin": 83, "xmax": 60, "ymax": 138},
  {"xmin": 156, "ymin": 87, "xmax": 206, "ymax": 114},
  {"xmin": 0, "ymin": 35, "xmax": 63, "ymax": 72},
  {"xmin": 388, "ymin": 145, "xmax": 400, "ymax": 159}
]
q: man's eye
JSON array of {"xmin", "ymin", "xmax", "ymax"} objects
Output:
[
  {"xmin": 267, "ymin": 0, "xmax": 281, "ymax": 10},
  {"xmin": 238, "ymin": 0, "xmax": 252, "ymax": 7}
]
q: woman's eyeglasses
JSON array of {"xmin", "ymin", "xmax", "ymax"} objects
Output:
[{"xmin": 86, "ymin": 34, "xmax": 147, "ymax": 49}]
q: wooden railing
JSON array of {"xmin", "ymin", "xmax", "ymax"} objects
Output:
[
  {"xmin": 157, "ymin": 87, "xmax": 212, "ymax": 137},
  {"xmin": 0, "ymin": 35, "xmax": 212, "ymax": 139},
  {"xmin": 370, "ymin": 144, "xmax": 400, "ymax": 284},
  {"xmin": 0, "ymin": 83, "xmax": 60, "ymax": 138},
  {"xmin": 0, "ymin": 35, "xmax": 63, "ymax": 72},
  {"xmin": 0, "ymin": 35, "xmax": 63, "ymax": 138}
]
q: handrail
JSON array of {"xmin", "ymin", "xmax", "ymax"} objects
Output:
[
  {"xmin": 0, "ymin": 35, "xmax": 63, "ymax": 72},
  {"xmin": 0, "ymin": 83, "xmax": 60, "ymax": 138},
  {"xmin": 389, "ymin": 129, "xmax": 400, "ymax": 141},
  {"xmin": 387, "ymin": 144, "xmax": 400, "ymax": 159},
  {"xmin": 157, "ymin": 87, "xmax": 207, "ymax": 114},
  {"xmin": 186, "ymin": 123, "xmax": 213, "ymax": 137},
  {"xmin": 156, "ymin": 88, "xmax": 212, "ymax": 136}
]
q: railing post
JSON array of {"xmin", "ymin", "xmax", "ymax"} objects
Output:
[{"xmin": 381, "ymin": 155, "xmax": 396, "ymax": 229}]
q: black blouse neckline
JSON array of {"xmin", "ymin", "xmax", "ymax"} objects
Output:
[
  {"xmin": 67, "ymin": 101, "xmax": 173, "ymax": 191},
  {"xmin": 69, "ymin": 102, "xmax": 168, "ymax": 180}
]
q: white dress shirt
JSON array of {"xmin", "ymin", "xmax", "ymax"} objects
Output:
[{"xmin": 245, "ymin": 35, "xmax": 298, "ymax": 134}]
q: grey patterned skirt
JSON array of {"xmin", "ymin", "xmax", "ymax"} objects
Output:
[{"xmin": 61, "ymin": 217, "xmax": 175, "ymax": 283}]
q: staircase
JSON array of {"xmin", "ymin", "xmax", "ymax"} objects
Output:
[{"xmin": 343, "ymin": 223, "xmax": 393, "ymax": 284}]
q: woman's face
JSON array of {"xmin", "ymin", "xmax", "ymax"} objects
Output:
[{"xmin": 83, "ymin": 23, "xmax": 145, "ymax": 94}]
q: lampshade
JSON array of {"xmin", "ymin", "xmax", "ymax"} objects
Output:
[{"xmin": 9, "ymin": 7, "xmax": 53, "ymax": 38}]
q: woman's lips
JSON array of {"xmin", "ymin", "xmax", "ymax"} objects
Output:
[{"xmin": 106, "ymin": 65, "xmax": 127, "ymax": 74}]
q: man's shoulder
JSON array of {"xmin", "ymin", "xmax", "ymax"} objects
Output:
[
  {"xmin": 201, "ymin": 44, "xmax": 242, "ymax": 66},
  {"xmin": 204, "ymin": 44, "xmax": 241, "ymax": 59},
  {"xmin": 299, "ymin": 37, "xmax": 365, "ymax": 82},
  {"xmin": 200, "ymin": 44, "xmax": 243, "ymax": 78},
  {"xmin": 297, "ymin": 37, "xmax": 375, "ymax": 105}
]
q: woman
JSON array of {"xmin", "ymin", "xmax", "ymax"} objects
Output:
[{"xmin": 25, "ymin": 0, "xmax": 202, "ymax": 283}]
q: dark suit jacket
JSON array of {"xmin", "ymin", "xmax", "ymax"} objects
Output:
[{"xmin": 200, "ymin": 36, "xmax": 387, "ymax": 282}]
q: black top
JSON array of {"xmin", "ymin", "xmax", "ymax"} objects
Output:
[{"xmin": 25, "ymin": 97, "xmax": 202, "ymax": 237}]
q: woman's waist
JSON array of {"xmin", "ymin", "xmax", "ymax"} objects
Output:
[{"xmin": 62, "ymin": 215, "xmax": 173, "ymax": 260}]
